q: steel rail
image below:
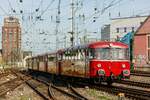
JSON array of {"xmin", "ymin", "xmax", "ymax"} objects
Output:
[{"xmin": 115, "ymin": 79, "xmax": 150, "ymax": 88}]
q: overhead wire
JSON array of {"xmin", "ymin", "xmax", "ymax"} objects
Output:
[
  {"xmin": 7, "ymin": 0, "xmax": 14, "ymax": 14},
  {"xmin": 0, "ymin": 5, "xmax": 8, "ymax": 15}
]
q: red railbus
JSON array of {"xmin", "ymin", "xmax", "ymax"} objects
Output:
[
  {"xmin": 87, "ymin": 41, "xmax": 130, "ymax": 84},
  {"xmin": 27, "ymin": 41, "xmax": 130, "ymax": 85}
]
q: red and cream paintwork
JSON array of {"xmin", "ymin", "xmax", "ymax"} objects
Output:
[
  {"xmin": 26, "ymin": 41, "xmax": 130, "ymax": 84},
  {"xmin": 88, "ymin": 42, "xmax": 130, "ymax": 80}
]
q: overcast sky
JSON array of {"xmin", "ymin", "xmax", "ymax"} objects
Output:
[{"xmin": 0, "ymin": 0, "xmax": 150, "ymax": 55}]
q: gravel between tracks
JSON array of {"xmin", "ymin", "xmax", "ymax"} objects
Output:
[
  {"xmin": 1, "ymin": 84, "xmax": 43, "ymax": 100},
  {"xmin": 130, "ymin": 75, "xmax": 150, "ymax": 83},
  {"xmin": 0, "ymin": 74, "xmax": 16, "ymax": 85}
]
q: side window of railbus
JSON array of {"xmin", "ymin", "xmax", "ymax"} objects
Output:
[
  {"xmin": 85, "ymin": 48, "xmax": 88, "ymax": 57},
  {"xmin": 89, "ymin": 48, "xmax": 94, "ymax": 59},
  {"xmin": 39, "ymin": 56, "xmax": 43, "ymax": 62},
  {"xmin": 48, "ymin": 54, "xmax": 56, "ymax": 61},
  {"xmin": 77, "ymin": 49, "xmax": 80, "ymax": 60},
  {"xmin": 62, "ymin": 52, "xmax": 66, "ymax": 60},
  {"xmin": 72, "ymin": 50, "xmax": 76, "ymax": 61},
  {"xmin": 81, "ymin": 49, "xmax": 85, "ymax": 61},
  {"xmin": 64, "ymin": 51, "xmax": 67, "ymax": 60},
  {"xmin": 57, "ymin": 53, "xmax": 62, "ymax": 61},
  {"xmin": 73, "ymin": 50, "xmax": 78, "ymax": 61},
  {"xmin": 72, "ymin": 50, "xmax": 76, "ymax": 60},
  {"xmin": 84, "ymin": 48, "xmax": 88, "ymax": 60},
  {"xmin": 78, "ymin": 49, "xmax": 83, "ymax": 61},
  {"xmin": 67, "ymin": 51, "xmax": 70, "ymax": 60}
]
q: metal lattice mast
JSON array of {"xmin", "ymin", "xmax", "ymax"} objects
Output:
[{"xmin": 56, "ymin": 0, "xmax": 61, "ymax": 50}]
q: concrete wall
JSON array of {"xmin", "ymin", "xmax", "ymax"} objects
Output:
[{"xmin": 110, "ymin": 16, "xmax": 147, "ymax": 41}]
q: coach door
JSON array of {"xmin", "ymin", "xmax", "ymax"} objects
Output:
[
  {"xmin": 57, "ymin": 53, "xmax": 62, "ymax": 75},
  {"xmin": 85, "ymin": 48, "xmax": 89, "ymax": 78},
  {"xmin": 45, "ymin": 55, "xmax": 48, "ymax": 72}
]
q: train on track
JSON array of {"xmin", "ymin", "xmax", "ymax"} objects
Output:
[{"xmin": 26, "ymin": 41, "xmax": 130, "ymax": 85}]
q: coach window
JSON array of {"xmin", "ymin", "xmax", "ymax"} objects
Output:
[
  {"xmin": 48, "ymin": 55, "xmax": 54, "ymax": 61},
  {"xmin": 45, "ymin": 56, "xmax": 48, "ymax": 62},
  {"xmin": 85, "ymin": 48, "xmax": 88, "ymax": 57},
  {"xmin": 67, "ymin": 51, "xmax": 70, "ymax": 60},
  {"xmin": 80, "ymin": 49, "xmax": 85, "ymax": 61},
  {"xmin": 72, "ymin": 50, "xmax": 77, "ymax": 60},
  {"xmin": 57, "ymin": 53, "xmax": 61, "ymax": 61},
  {"xmin": 39, "ymin": 56, "xmax": 42, "ymax": 62},
  {"xmin": 78, "ymin": 49, "xmax": 80, "ymax": 60},
  {"xmin": 60, "ymin": 53, "xmax": 63, "ymax": 60},
  {"xmin": 62, "ymin": 52, "xmax": 65, "ymax": 60},
  {"xmin": 77, "ymin": 49, "xmax": 80, "ymax": 60},
  {"xmin": 78, "ymin": 49, "xmax": 81, "ymax": 60},
  {"xmin": 65, "ymin": 51, "xmax": 68, "ymax": 60},
  {"xmin": 65, "ymin": 50, "xmax": 68, "ymax": 60},
  {"xmin": 75, "ymin": 50, "xmax": 78, "ymax": 60},
  {"xmin": 89, "ymin": 48, "xmax": 94, "ymax": 59},
  {"xmin": 75, "ymin": 49, "xmax": 78, "ymax": 60},
  {"xmin": 71, "ymin": 50, "xmax": 74, "ymax": 60},
  {"xmin": 48, "ymin": 55, "xmax": 51, "ymax": 61},
  {"xmin": 72, "ymin": 50, "xmax": 75, "ymax": 60},
  {"xmin": 70, "ymin": 50, "xmax": 73, "ymax": 60}
]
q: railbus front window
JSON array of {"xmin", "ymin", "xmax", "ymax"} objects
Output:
[
  {"xmin": 89, "ymin": 48, "xmax": 129, "ymax": 60},
  {"xmin": 111, "ymin": 48, "xmax": 129, "ymax": 60}
]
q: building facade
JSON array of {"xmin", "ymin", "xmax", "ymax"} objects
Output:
[
  {"xmin": 133, "ymin": 16, "xmax": 150, "ymax": 67},
  {"xmin": 110, "ymin": 16, "xmax": 147, "ymax": 41},
  {"xmin": 101, "ymin": 24, "xmax": 110, "ymax": 41},
  {"xmin": 2, "ymin": 17, "xmax": 21, "ymax": 63}
]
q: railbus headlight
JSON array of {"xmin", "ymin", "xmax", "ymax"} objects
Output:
[
  {"xmin": 97, "ymin": 64, "xmax": 101, "ymax": 68},
  {"xmin": 122, "ymin": 64, "xmax": 126, "ymax": 68}
]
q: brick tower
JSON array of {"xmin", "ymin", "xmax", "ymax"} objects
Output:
[{"xmin": 2, "ymin": 16, "xmax": 21, "ymax": 63}]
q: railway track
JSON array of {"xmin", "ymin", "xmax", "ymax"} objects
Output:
[
  {"xmin": 0, "ymin": 69, "xmax": 12, "ymax": 78},
  {"xmin": 131, "ymin": 70, "xmax": 150, "ymax": 77},
  {"xmin": 38, "ymin": 77, "xmax": 88, "ymax": 100},
  {"xmin": 13, "ymin": 71, "xmax": 51, "ymax": 100},
  {"xmin": 69, "ymin": 84, "xmax": 88, "ymax": 100},
  {"xmin": 96, "ymin": 85, "xmax": 150, "ymax": 100},
  {"xmin": 0, "ymin": 71, "xmax": 28, "ymax": 97},
  {"xmin": 26, "ymin": 70, "xmax": 150, "ymax": 100},
  {"xmin": 20, "ymin": 69, "xmax": 150, "ymax": 100},
  {"xmin": 94, "ymin": 84, "xmax": 150, "ymax": 100},
  {"xmin": 17, "ymin": 71, "xmax": 88, "ymax": 100},
  {"xmin": 75, "ymin": 82, "xmax": 150, "ymax": 100},
  {"xmin": 115, "ymin": 79, "xmax": 150, "ymax": 88}
]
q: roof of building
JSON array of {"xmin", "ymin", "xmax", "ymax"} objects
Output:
[
  {"xmin": 111, "ymin": 15, "xmax": 148, "ymax": 20},
  {"xmin": 135, "ymin": 16, "xmax": 150, "ymax": 35}
]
